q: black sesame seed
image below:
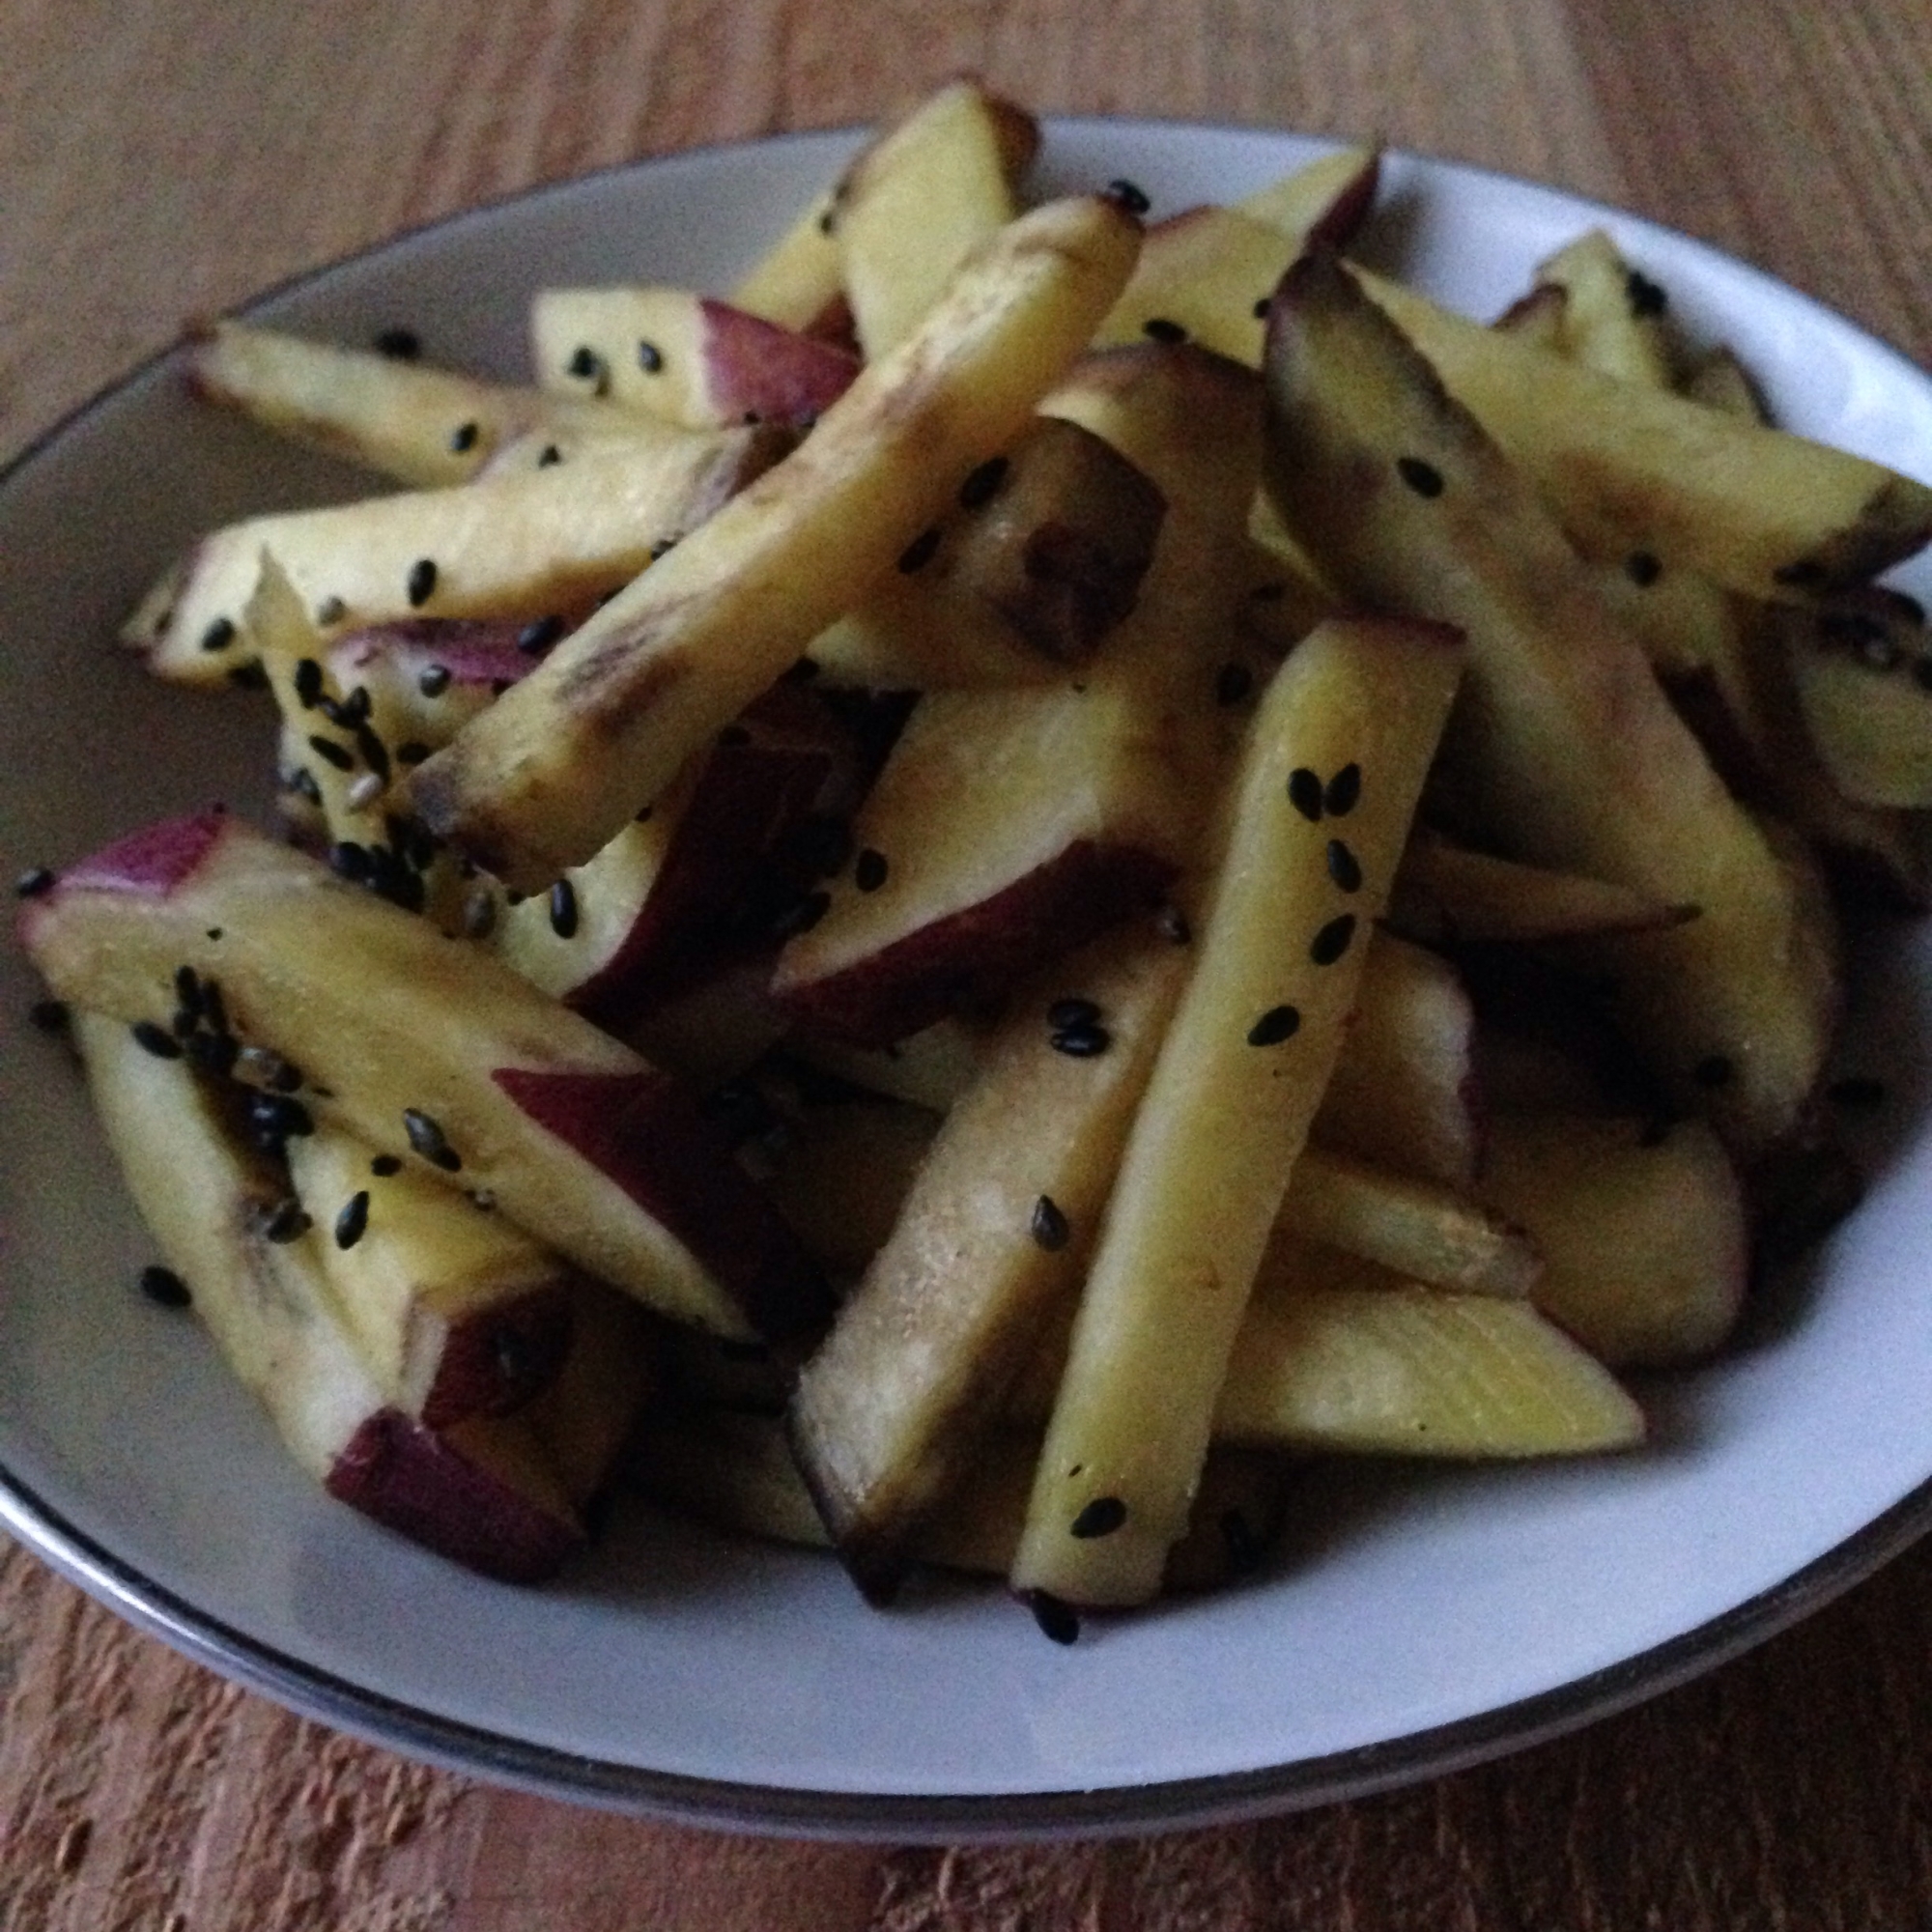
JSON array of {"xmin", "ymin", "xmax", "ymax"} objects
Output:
[
  {"xmin": 1324, "ymin": 839, "xmax": 1363, "ymax": 893},
  {"xmin": 1626, "ymin": 269, "xmax": 1669, "ymax": 319},
  {"xmin": 896, "ymin": 526, "xmax": 942, "ymax": 574},
  {"xmin": 287, "ymin": 766, "xmax": 323, "ymax": 807},
  {"xmin": 29, "ymin": 998, "xmax": 70, "ymax": 1034},
  {"xmin": 648, "ymin": 537, "xmax": 679, "ymax": 563},
  {"xmin": 1253, "ymin": 296, "xmax": 1272, "ymax": 320},
  {"xmin": 14, "ymin": 866, "xmax": 55, "ymax": 898},
  {"xmin": 817, "ymin": 208, "xmax": 836, "ymax": 237},
  {"xmin": 334, "ymin": 1191, "xmax": 371, "ymax": 1251},
  {"xmin": 406, "ymin": 558, "xmax": 439, "ymax": 609},
  {"xmin": 395, "ymin": 740, "xmax": 431, "ymax": 766},
  {"xmin": 315, "ymin": 596, "xmax": 347, "ymax": 626},
  {"xmin": 536, "ymin": 442, "xmax": 563, "ymax": 468},
  {"xmin": 374, "ymin": 327, "xmax": 421, "ymax": 359},
  {"xmin": 567, "ymin": 344, "xmax": 601, "ymax": 380},
  {"xmin": 1287, "ymin": 768, "xmax": 1324, "ymax": 821},
  {"xmin": 261, "ymin": 1199, "xmax": 312, "ymax": 1244},
  {"xmin": 1031, "ymin": 1195, "xmax": 1071, "ymax": 1251},
  {"xmin": 293, "ymin": 657, "xmax": 325, "ymax": 708},
  {"xmin": 1248, "ymin": 1005, "xmax": 1301, "ymax": 1047},
  {"xmin": 185, "ymin": 1030, "xmax": 240, "ymax": 1078},
  {"xmin": 1142, "ymin": 317, "xmax": 1187, "ymax": 345},
  {"xmin": 199, "ymin": 616, "xmax": 238, "ymax": 654},
  {"xmin": 1693, "ymin": 1053, "xmax": 1735, "ymax": 1089},
  {"xmin": 329, "ymin": 840, "xmax": 374, "ymax": 884},
  {"xmin": 450, "ymin": 420, "xmax": 480, "ymax": 453},
  {"xmin": 1323, "ymin": 763, "xmax": 1362, "ymax": 815},
  {"xmin": 200, "ymin": 979, "xmax": 227, "ymax": 1037},
  {"xmin": 308, "ymin": 734, "xmax": 355, "ymax": 772},
  {"xmin": 417, "ymin": 663, "xmax": 452, "ymax": 698},
  {"xmin": 354, "ymin": 723, "xmax": 391, "ymax": 785},
  {"xmin": 403, "ymin": 1107, "xmax": 462, "ymax": 1172},
  {"xmin": 1625, "ymin": 551, "xmax": 1662, "ymax": 587},
  {"xmin": 1827, "ymin": 1075, "xmax": 1886, "ymax": 1111},
  {"xmin": 227, "ymin": 662, "xmax": 269, "ymax": 691},
  {"xmin": 958, "ymin": 455, "xmax": 1009, "ymax": 509},
  {"xmin": 1397, "ymin": 456, "xmax": 1444, "ymax": 498},
  {"xmin": 131, "ymin": 1020, "xmax": 182, "ymax": 1060},
  {"xmin": 1027, "ymin": 1589, "xmax": 1080, "ymax": 1645},
  {"xmin": 366, "ymin": 844, "xmax": 425, "ymax": 913},
  {"xmin": 1049, "ymin": 1023, "xmax": 1111, "ymax": 1059},
  {"xmin": 1047, "ymin": 997, "xmax": 1100, "ymax": 1032},
  {"xmin": 249, "ymin": 1092, "xmax": 314, "ymax": 1141},
  {"xmin": 637, "ymin": 339, "xmax": 664, "ymax": 374},
  {"xmin": 517, "ymin": 613, "xmax": 565, "ymax": 656},
  {"xmin": 1310, "ymin": 913, "xmax": 1357, "ymax": 965},
  {"xmin": 1070, "ymin": 1495, "xmax": 1126, "ymax": 1539},
  {"xmin": 371, "ymin": 1153, "xmax": 403, "ymax": 1177},
  {"xmin": 549, "ymin": 878, "xmax": 580, "ymax": 938},
  {"xmin": 1215, "ymin": 662, "xmax": 1254, "ymax": 706},
  {"xmin": 1105, "ymin": 178, "xmax": 1151, "ymax": 215},
  {"xmin": 854, "ymin": 848, "xmax": 889, "ymax": 893},
  {"xmin": 139, "ymin": 1264, "xmax": 193, "ymax": 1309}
]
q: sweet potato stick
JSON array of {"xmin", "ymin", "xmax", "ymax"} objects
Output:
[{"xmin": 1010, "ymin": 615, "xmax": 1464, "ymax": 1607}]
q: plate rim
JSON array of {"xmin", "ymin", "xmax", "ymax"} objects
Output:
[
  {"xmin": 7, "ymin": 1452, "xmax": 1928, "ymax": 1839},
  {"xmin": 4, "ymin": 114, "xmax": 1930, "ymax": 1839}
]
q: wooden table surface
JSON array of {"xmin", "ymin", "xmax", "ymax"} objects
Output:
[{"xmin": 5, "ymin": 1, "xmax": 1932, "ymax": 1925}]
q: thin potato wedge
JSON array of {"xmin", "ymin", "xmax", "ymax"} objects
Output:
[
  {"xmin": 1352, "ymin": 261, "xmax": 1932, "ymax": 602},
  {"xmin": 130, "ymin": 428, "xmax": 783, "ymax": 685},
  {"xmin": 184, "ymin": 321, "xmax": 662, "ymax": 487}
]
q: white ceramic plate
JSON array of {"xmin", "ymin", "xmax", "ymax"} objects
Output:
[{"xmin": 5, "ymin": 121, "xmax": 1932, "ymax": 1841}]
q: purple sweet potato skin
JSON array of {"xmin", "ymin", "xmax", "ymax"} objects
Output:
[
  {"xmin": 49, "ymin": 808, "xmax": 232, "ymax": 900},
  {"xmin": 492, "ymin": 1066, "xmax": 833, "ymax": 1342},
  {"xmin": 698, "ymin": 298, "xmax": 859, "ymax": 426},
  {"xmin": 773, "ymin": 838, "xmax": 1179, "ymax": 1047},
  {"xmin": 419, "ymin": 1282, "xmax": 575, "ymax": 1431},
  {"xmin": 325, "ymin": 1409, "xmax": 580, "ymax": 1583}
]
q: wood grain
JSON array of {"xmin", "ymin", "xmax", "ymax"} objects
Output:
[{"xmin": 4, "ymin": 0, "xmax": 1931, "ymax": 1925}]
